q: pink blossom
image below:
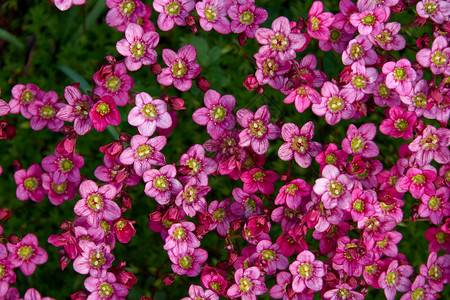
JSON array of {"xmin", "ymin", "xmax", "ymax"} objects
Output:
[
  {"xmin": 371, "ymin": 231, "xmax": 403, "ymax": 260},
  {"xmin": 307, "ymin": 1, "xmax": 335, "ymax": 41},
  {"xmin": 21, "ymin": 288, "xmax": 54, "ymax": 300},
  {"xmin": 400, "ymin": 275, "xmax": 438, "ymax": 300},
  {"xmin": 164, "ymin": 222, "xmax": 200, "ymax": 255},
  {"xmin": 105, "ymin": 0, "xmax": 146, "ymax": 32},
  {"xmin": 364, "ymin": 259, "xmax": 390, "ymax": 289},
  {"xmin": 208, "ymin": 198, "xmax": 236, "ymax": 236},
  {"xmin": 349, "ymin": 8, "xmax": 388, "ymax": 36},
  {"xmin": 196, "ymin": 0, "xmax": 232, "ymax": 34},
  {"xmin": 178, "ymin": 144, "xmax": 217, "ymax": 186},
  {"xmin": 289, "ymin": 250, "xmax": 326, "ymax": 293},
  {"xmin": 256, "ymin": 16, "xmax": 306, "ymax": 61},
  {"xmin": 14, "ymin": 164, "xmax": 46, "ymax": 202},
  {"xmin": 425, "ymin": 227, "xmax": 450, "ymax": 253},
  {"xmin": 241, "ymin": 168, "xmax": 279, "ymax": 195},
  {"xmin": 357, "ymin": 213, "xmax": 397, "ymax": 242},
  {"xmin": 335, "ymin": 0, "xmax": 358, "ymax": 34},
  {"xmin": 372, "ymin": 73, "xmax": 401, "ymax": 107},
  {"xmin": 7, "ymin": 233, "xmax": 48, "ymax": 276},
  {"xmin": 153, "ymin": 0, "xmax": 196, "ymax": 31},
  {"xmin": 228, "ymin": 2, "xmax": 268, "ymax": 38},
  {"xmin": 181, "ymin": 285, "xmax": 219, "ymax": 300},
  {"xmin": 312, "ymin": 222, "xmax": 350, "ymax": 255},
  {"xmin": 342, "ymin": 123, "xmax": 379, "ymax": 158},
  {"xmin": 315, "ymin": 143, "xmax": 348, "ymax": 172},
  {"xmin": 41, "ymin": 174, "xmax": 77, "ymax": 205},
  {"xmin": 157, "ymin": 44, "xmax": 201, "ymax": 91},
  {"xmin": 93, "ymin": 62, "xmax": 134, "ymax": 107},
  {"xmin": 249, "ymin": 240, "xmax": 289, "ymax": 275},
  {"xmin": 417, "ymin": 36, "xmax": 450, "ymax": 76},
  {"xmin": 408, "ymin": 125, "xmax": 450, "ymax": 166},
  {"xmin": 416, "ymin": 0, "xmax": 450, "ymax": 24},
  {"xmin": 175, "ymin": 184, "xmax": 211, "ymax": 217},
  {"xmin": 28, "ymin": 91, "xmax": 64, "ymax": 132},
  {"xmin": 342, "ymin": 35, "xmax": 378, "ymax": 66},
  {"xmin": 56, "ymin": 85, "xmax": 93, "ymax": 135},
  {"xmin": 143, "ymin": 164, "xmax": 182, "ymax": 205},
  {"xmin": 230, "ymin": 187, "xmax": 263, "ymax": 218},
  {"xmin": 318, "ymin": 18, "xmax": 354, "ymax": 53},
  {"xmin": 343, "ymin": 62, "xmax": 378, "ymax": 100},
  {"xmin": 324, "ymin": 283, "xmax": 364, "ymax": 300},
  {"xmin": 275, "ymin": 179, "xmax": 312, "ymax": 210},
  {"xmin": 53, "ymin": 0, "xmax": 86, "ymax": 11},
  {"xmin": 271, "ymin": 205, "xmax": 302, "ymax": 233},
  {"xmin": 347, "ymin": 188, "xmax": 376, "ymax": 222},
  {"xmin": 379, "ymin": 106, "xmax": 417, "ymax": 139},
  {"xmin": 227, "ymin": 267, "xmax": 268, "ymax": 299},
  {"xmin": 378, "ymin": 260, "xmax": 413, "ymax": 300},
  {"xmin": 254, "ymin": 52, "xmax": 290, "ymax": 90},
  {"xmin": 368, "ymin": 22, "xmax": 406, "ymax": 51},
  {"xmin": 237, "ymin": 105, "xmax": 280, "ymax": 155},
  {"xmin": 283, "ymin": 84, "xmax": 322, "ymax": 113},
  {"xmin": 8, "ymin": 83, "xmax": 44, "ymax": 119},
  {"xmin": 332, "ymin": 236, "xmax": 374, "ymax": 277},
  {"xmin": 0, "ymin": 244, "xmax": 16, "ymax": 298},
  {"xmin": 419, "ymin": 252, "xmax": 450, "ymax": 292},
  {"xmin": 382, "ymin": 58, "xmax": 417, "ymax": 96},
  {"xmin": 396, "ymin": 165, "xmax": 437, "ymax": 198},
  {"xmin": 0, "ymin": 99, "xmax": 10, "ymax": 116},
  {"xmin": 113, "ymin": 218, "xmax": 136, "ymax": 243},
  {"xmin": 73, "ymin": 180, "xmax": 121, "ymax": 228},
  {"xmin": 418, "ymin": 187, "xmax": 450, "ymax": 225},
  {"xmin": 89, "ymin": 95, "xmax": 121, "ymax": 132},
  {"xmin": 169, "ymin": 247, "xmax": 208, "ymax": 277},
  {"xmin": 128, "ymin": 92, "xmax": 172, "ymax": 137},
  {"xmin": 94, "ymin": 156, "xmax": 140, "ymax": 190},
  {"xmin": 119, "ymin": 134, "xmax": 167, "ymax": 177},
  {"xmin": 41, "ymin": 150, "xmax": 84, "ymax": 185},
  {"xmin": 192, "ymin": 89, "xmax": 236, "ymax": 139},
  {"xmin": 269, "ymin": 271, "xmax": 296, "ymax": 300},
  {"xmin": 84, "ymin": 272, "xmax": 128, "ymax": 299},
  {"xmin": 73, "ymin": 240, "xmax": 114, "ymax": 277}
]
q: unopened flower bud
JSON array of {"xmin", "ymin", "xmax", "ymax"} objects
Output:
[
  {"xmin": 71, "ymin": 290, "xmax": 89, "ymax": 300},
  {"xmin": 416, "ymin": 33, "xmax": 430, "ymax": 49},
  {"xmin": 8, "ymin": 234, "xmax": 20, "ymax": 244},
  {"xmin": 13, "ymin": 160, "xmax": 22, "ymax": 171},
  {"xmin": 185, "ymin": 15, "xmax": 196, "ymax": 27},
  {"xmin": 163, "ymin": 275, "xmax": 175, "ymax": 286},
  {"xmin": 238, "ymin": 33, "xmax": 247, "ymax": 46},
  {"xmin": 411, "ymin": 205, "xmax": 419, "ymax": 222},
  {"xmin": 256, "ymin": 85, "xmax": 264, "ymax": 94},
  {"xmin": 391, "ymin": 1, "xmax": 406, "ymax": 13},
  {"xmin": 149, "ymin": 63, "xmax": 162, "ymax": 75},
  {"xmin": 105, "ymin": 55, "xmax": 116, "ymax": 64},
  {"xmin": 196, "ymin": 77, "xmax": 210, "ymax": 92},
  {"xmin": 243, "ymin": 74, "xmax": 259, "ymax": 91}
]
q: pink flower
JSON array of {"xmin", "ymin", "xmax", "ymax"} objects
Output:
[
  {"xmin": 84, "ymin": 272, "xmax": 128, "ymax": 299},
  {"xmin": 332, "ymin": 236, "xmax": 374, "ymax": 277},
  {"xmin": 250, "ymin": 240, "xmax": 289, "ymax": 275},
  {"xmin": 169, "ymin": 247, "xmax": 208, "ymax": 277},
  {"xmin": 256, "ymin": 16, "xmax": 306, "ymax": 61},
  {"xmin": 208, "ymin": 198, "xmax": 236, "ymax": 236},
  {"xmin": 153, "ymin": 0, "xmax": 196, "ymax": 31},
  {"xmin": 196, "ymin": 0, "xmax": 232, "ymax": 34},
  {"xmin": 342, "ymin": 35, "xmax": 378, "ymax": 66},
  {"xmin": 89, "ymin": 95, "xmax": 121, "ymax": 132},
  {"xmin": 400, "ymin": 275, "xmax": 438, "ymax": 300},
  {"xmin": 143, "ymin": 164, "xmax": 182, "ymax": 205},
  {"xmin": 372, "ymin": 73, "xmax": 401, "ymax": 107},
  {"xmin": 41, "ymin": 174, "xmax": 77, "ymax": 205},
  {"xmin": 397, "ymin": 165, "xmax": 437, "ymax": 199},
  {"xmin": 181, "ymin": 285, "xmax": 219, "ymax": 300},
  {"xmin": 275, "ymin": 179, "xmax": 311, "ymax": 210},
  {"xmin": 105, "ymin": 0, "xmax": 146, "ymax": 32},
  {"xmin": 164, "ymin": 222, "xmax": 200, "ymax": 255},
  {"xmin": 313, "ymin": 165, "xmax": 353, "ymax": 209},
  {"xmin": 254, "ymin": 52, "xmax": 290, "ymax": 90},
  {"xmin": 157, "ymin": 45, "xmax": 201, "ymax": 91},
  {"xmin": 368, "ymin": 22, "xmax": 406, "ymax": 51},
  {"xmin": 347, "ymin": 188, "xmax": 376, "ymax": 222},
  {"xmin": 53, "ymin": 0, "xmax": 86, "ymax": 11},
  {"xmin": 21, "ymin": 288, "xmax": 54, "ymax": 300},
  {"xmin": 343, "ymin": 62, "xmax": 378, "ymax": 100},
  {"xmin": 379, "ymin": 106, "xmax": 417, "ymax": 139},
  {"xmin": 278, "ymin": 122, "xmax": 322, "ymax": 168},
  {"xmin": 408, "ymin": 125, "xmax": 450, "ymax": 166},
  {"xmin": 378, "ymin": 260, "xmax": 413, "ymax": 300},
  {"xmin": 237, "ymin": 105, "xmax": 280, "ymax": 155},
  {"xmin": 315, "ymin": 143, "xmax": 348, "ymax": 172},
  {"xmin": 324, "ymin": 283, "xmax": 364, "ymax": 300},
  {"xmin": 41, "ymin": 150, "xmax": 84, "ymax": 185},
  {"xmin": 178, "ymin": 144, "xmax": 217, "ymax": 186},
  {"xmin": 93, "ymin": 62, "xmax": 134, "ymax": 107},
  {"xmin": 56, "ymin": 85, "xmax": 93, "ymax": 135},
  {"xmin": 28, "ymin": 91, "xmax": 64, "ymax": 132},
  {"xmin": 382, "ymin": 58, "xmax": 417, "ymax": 96},
  {"xmin": 341, "ymin": 123, "xmax": 379, "ymax": 158},
  {"xmin": 8, "ymin": 83, "xmax": 44, "ymax": 119},
  {"xmin": 7, "ymin": 233, "xmax": 48, "ymax": 276},
  {"xmin": 119, "ymin": 134, "xmax": 167, "ymax": 176},
  {"xmin": 0, "ymin": 244, "xmax": 16, "ymax": 298},
  {"xmin": 192, "ymin": 89, "xmax": 236, "ymax": 139},
  {"xmin": 419, "ymin": 252, "xmax": 450, "ymax": 292},
  {"xmin": 349, "ymin": 8, "xmax": 388, "ymax": 36},
  {"xmin": 128, "ymin": 92, "xmax": 172, "ymax": 136},
  {"xmin": 283, "ymin": 84, "xmax": 322, "ymax": 113},
  {"xmin": 417, "ymin": 36, "xmax": 450, "ymax": 76},
  {"xmin": 116, "ymin": 23, "xmax": 159, "ymax": 71},
  {"xmin": 175, "ymin": 184, "xmax": 211, "ymax": 217},
  {"xmin": 318, "ymin": 19, "xmax": 354, "ymax": 53},
  {"xmin": 113, "ymin": 218, "xmax": 136, "ymax": 243},
  {"xmin": 416, "ymin": 0, "xmax": 450, "ymax": 24},
  {"xmin": 230, "ymin": 187, "xmax": 263, "ymax": 218},
  {"xmin": 418, "ymin": 187, "xmax": 450, "ymax": 225},
  {"xmin": 228, "ymin": 2, "xmax": 268, "ymax": 38},
  {"xmin": 0, "ymin": 99, "xmax": 10, "ymax": 116},
  {"xmin": 227, "ymin": 267, "xmax": 268, "ymax": 299},
  {"xmin": 241, "ymin": 168, "xmax": 279, "ymax": 195},
  {"xmin": 289, "ymin": 250, "xmax": 326, "ymax": 293},
  {"xmin": 14, "ymin": 164, "xmax": 46, "ymax": 202},
  {"xmin": 73, "ymin": 180, "xmax": 121, "ymax": 228},
  {"xmin": 425, "ymin": 227, "xmax": 450, "ymax": 253},
  {"xmin": 307, "ymin": 1, "xmax": 335, "ymax": 41},
  {"xmin": 73, "ymin": 240, "xmax": 114, "ymax": 277}
]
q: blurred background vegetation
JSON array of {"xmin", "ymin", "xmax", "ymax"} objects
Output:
[{"xmin": 0, "ymin": 0, "xmax": 447, "ymax": 298}]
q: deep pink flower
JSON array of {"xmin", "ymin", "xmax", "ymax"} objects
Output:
[
  {"xmin": 73, "ymin": 240, "xmax": 114, "ymax": 277},
  {"xmin": 418, "ymin": 187, "xmax": 450, "ymax": 225},
  {"xmin": 324, "ymin": 283, "xmax": 364, "ymax": 300},
  {"xmin": 416, "ymin": 0, "xmax": 450, "ymax": 24},
  {"xmin": 332, "ymin": 236, "xmax": 374, "ymax": 277},
  {"xmin": 371, "ymin": 231, "xmax": 403, "ymax": 260},
  {"xmin": 73, "ymin": 180, "xmax": 121, "ymax": 228},
  {"xmin": 128, "ymin": 92, "xmax": 172, "ymax": 137},
  {"xmin": 41, "ymin": 150, "xmax": 84, "ymax": 185},
  {"xmin": 342, "ymin": 123, "xmax": 379, "ymax": 158},
  {"xmin": 241, "ymin": 168, "xmax": 279, "ymax": 195},
  {"xmin": 41, "ymin": 173, "xmax": 77, "ymax": 205},
  {"xmin": 113, "ymin": 218, "xmax": 136, "ymax": 243},
  {"xmin": 289, "ymin": 250, "xmax": 326, "ymax": 293},
  {"xmin": 357, "ymin": 213, "xmax": 397, "ymax": 242},
  {"xmin": 21, "ymin": 288, "xmax": 54, "ymax": 300},
  {"xmin": 400, "ymin": 275, "xmax": 437, "ymax": 300},
  {"xmin": 175, "ymin": 184, "xmax": 211, "ymax": 217},
  {"xmin": 94, "ymin": 156, "xmax": 140, "ymax": 190},
  {"xmin": 382, "ymin": 58, "xmax": 417, "ymax": 96},
  {"xmin": 269, "ymin": 271, "xmax": 296, "ymax": 300},
  {"xmin": 312, "ymin": 222, "xmax": 350, "ymax": 256},
  {"xmin": 344, "ymin": 62, "xmax": 378, "ymax": 100},
  {"xmin": 14, "ymin": 164, "xmax": 46, "ymax": 202},
  {"xmin": 256, "ymin": 16, "xmax": 306, "ymax": 61},
  {"xmin": 318, "ymin": 18, "xmax": 354, "ymax": 53},
  {"xmin": 8, "ymin": 83, "xmax": 44, "ymax": 119},
  {"xmin": 368, "ymin": 22, "xmax": 406, "ymax": 51},
  {"xmin": 283, "ymin": 84, "xmax": 322, "ymax": 113},
  {"xmin": 254, "ymin": 52, "xmax": 290, "ymax": 90},
  {"xmin": 119, "ymin": 134, "xmax": 167, "ymax": 177},
  {"xmin": 230, "ymin": 187, "xmax": 263, "ymax": 218},
  {"xmin": 249, "ymin": 240, "xmax": 289, "ymax": 275},
  {"xmin": 372, "ymin": 73, "xmax": 401, "ymax": 107},
  {"xmin": 364, "ymin": 259, "xmax": 390, "ymax": 289},
  {"xmin": 278, "ymin": 122, "xmax": 322, "ymax": 168},
  {"xmin": 201, "ymin": 266, "xmax": 229, "ymax": 296},
  {"xmin": 408, "ymin": 125, "xmax": 450, "ymax": 166},
  {"xmin": 425, "ymin": 226, "xmax": 450, "ymax": 253},
  {"xmin": 153, "ymin": 0, "xmax": 196, "ymax": 31},
  {"xmin": 347, "ymin": 188, "xmax": 376, "ymax": 222},
  {"xmin": 169, "ymin": 247, "xmax": 208, "ymax": 277},
  {"xmin": 181, "ymin": 285, "xmax": 219, "ymax": 300},
  {"xmin": 228, "ymin": 2, "xmax": 268, "ymax": 38},
  {"xmin": 315, "ymin": 143, "xmax": 348, "ymax": 172},
  {"xmin": 379, "ymin": 106, "xmax": 417, "ymax": 139},
  {"xmin": 208, "ymin": 198, "xmax": 236, "ymax": 237},
  {"xmin": 0, "ymin": 244, "xmax": 16, "ymax": 298},
  {"xmin": 378, "ymin": 260, "xmax": 413, "ymax": 300},
  {"xmin": 157, "ymin": 45, "xmax": 201, "ymax": 91},
  {"xmin": 275, "ymin": 179, "xmax": 312, "ymax": 210},
  {"xmin": 192, "ymin": 89, "xmax": 236, "ymax": 139},
  {"xmin": 116, "ymin": 23, "xmax": 159, "ymax": 71},
  {"xmin": 28, "ymin": 90, "xmax": 64, "ymax": 132},
  {"xmin": 196, "ymin": 0, "xmax": 232, "ymax": 34},
  {"xmin": 342, "ymin": 35, "xmax": 378, "ymax": 66},
  {"xmin": 399, "ymin": 79, "xmax": 433, "ymax": 118},
  {"xmin": 0, "ymin": 98, "xmax": 10, "ymax": 116},
  {"xmin": 313, "ymin": 164, "xmax": 353, "ymax": 209},
  {"xmin": 105, "ymin": 0, "xmax": 146, "ymax": 32},
  {"xmin": 307, "ymin": 1, "xmax": 335, "ymax": 41},
  {"xmin": 84, "ymin": 272, "xmax": 128, "ymax": 299},
  {"xmin": 237, "ymin": 105, "xmax": 280, "ymax": 155},
  {"xmin": 143, "ymin": 164, "xmax": 182, "ymax": 205},
  {"xmin": 89, "ymin": 95, "xmax": 121, "ymax": 132},
  {"xmin": 178, "ymin": 144, "xmax": 217, "ymax": 186},
  {"xmin": 56, "ymin": 85, "xmax": 93, "ymax": 135},
  {"xmin": 335, "ymin": 0, "xmax": 358, "ymax": 34},
  {"xmin": 227, "ymin": 267, "xmax": 268, "ymax": 299},
  {"xmin": 53, "ymin": 0, "xmax": 86, "ymax": 11},
  {"xmin": 419, "ymin": 252, "xmax": 450, "ymax": 292},
  {"xmin": 7, "ymin": 233, "xmax": 48, "ymax": 276},
  {"xmin": 417, "ymin": 36, "xmax": 450, "ymax": 76},
  {"xmin": 349, "ymin": 8, "xmax": 388, "ymax": 36},
  {"xmin": 93, "ymin": 62, "xmax": 134, "ymax": 107}
]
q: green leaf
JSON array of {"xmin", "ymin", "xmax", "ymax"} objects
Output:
[
  {"xmin": 57, "ymin": 64, "xmax": 91, "ymax": 92},
  {"xmin": 0, "ymin": 28, "xmax": 24, "ymax": 50}
]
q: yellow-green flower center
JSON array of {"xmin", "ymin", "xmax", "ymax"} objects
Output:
[
  {"xmin": 99, "ymin": 283, "xmax": 114, "ymax": 297},
  {"xmin": 154, "ymin": 176, "xmax": 169, "ymax": 191},
  {"xmin": 350, "ymin": 44, "xmax": 364, "ymax": 60},
  {"xmin": 52, "ymin": 182, "xmax": 67, "ymax": 194},
  {"xmin": 142, "ymin": 104, "xmax": 157, "ymax": 120},
  {"xmin": 424, "ymin": 2, "xmax": 437, "ymax": 14},
  {"xmin": 90, "ymin": 251, "xmax": 105, "ymax": 269},
  {"xmin": 179, "ymin": 255, "xmax": 193, "ymax": 269},
  {"xmin": 106, "ymin": 76, "xmax": 122, "ymax": 92},
  {"xmin": 120, "ymin": 0, "xmax": 135, "ymax": 16},
  {"xmin": 353, "ymin": 199, "xmax": 365, "ymax": 212},
  {"xmin": 40, "ymin": 105, "xmax": 56, "ymax": 119},
  {"xmin": 285, "ymin": 184, "xmax": 298, "ymax": 195},
  {"xmin": 338, "ymin": 288, "xmax": 351, "ymax": 298},
  {"xmin": 262, "ymin": 249, "xmax": 275, "ymax": 261},
  {"xmin": 394, "ymin": 119, "xmax": 408, "ymax": 131},
  {"xmin": 330, "ymin": 28, "xmax": 341, "ymax": 42},
  {"xmin": 428, "ymin": 265, "xmax": 442, "ymax": 280},
  {"xmin": 362, "ymin": 14, "xmax": 375, "ymax": 25},
  {"xmin": 21, "ymin": 90, "xmax": 35, "ymax": 105},
  {"xmin": 239, "ymin": 277, "xmax": 253, "ymax": 292},
  {"xmin": 213, "ymin": 208, "xmax": 225, "ymax": 221},
  {"xmin": 298, "ymin": 262, "xmax": 312, "ymax": 278},
  {"xmin": 329, "ymin": 180, "xmax": 343, "ymax": 197},
  {"xmin": 436, "ymin": 231, "xmax": 447, "ymax": 243},
  {"xmin": 271, "ymin": 33, "xmax": 288, "ymax": 51},
  {"xmin": 394, "ymin": 67, "xmax": 406, "ymax": 80},
  {"xmin": 183, "ymin": 187, "xmax": 196, "ymax": 203},
  {"xmin": 310, "ymin": 16, "xmax": 321, "ymax": 31},
  {"xmin": 385, "ymin": 270, "xmax": 398, "ymax": 285},
  {"xmin": 172, "ymin": 60, "xmax": 187, "ymax": 78},
  {"xmin": 292, "ymin": 136, "xmax": 308, "ymax": 153},
  {"xmin": 137, "ymin": 144, "xmax": 152, "ymax": 159},
  {"xmin": 328, "ymin": 97, "xmax": 343, "ymax": 112},
  {"xmin": 376, "ymin": 31, "xmax": 393, "ymax": 44},
  {"xmin": 211, "ymin": 106, "xmax": 226, "ymax": 121},
  {"xmin": 378, "ymin": 83, "xmax": 390, "ymax": 99},
  {"xmin": 240, "ymin": 10, "xmax": 254, "ymax": 25},
  {"xmin": 18, "ymin": 246, "xmax": 34, "ymax": 261},
  {"xmin": 325, "ymin": 153, "xmax": 337, "ymax": 164},
  {"xmin": 205, "ymin": 5, "xmax": 217, "ymax": 21},
  {"xmin": 76, "ymin": 102, "xmax": 90, "ymax": 117},
  {"xmin": 351, "ymin": 136, "xmax": 365, "ymax": 152},
  {"xmin": 59, "ymin": 158, "xmax": 74, "ymax": 172},
  {"xmin": 166, "ymin": 1, "xmax": 180, "ymax": 16},
  {"xmin": 249, "ymin": 121, "xmax": 266, "ymax": 137},
  {"xmin": 263, "ymin": 59, "xmax": 279, "ymax": 77},
  {"xmin": 422, "ymin": 134, "xmax": 438, "ymax": 150},
  {"xmin": 413, "ymin": 93, "xmax": 427, "ymax": 108},
  {"xmin": 412, "ymin": 174, "xmax": 426, "ymax": 185},
  {"xmin": 253, "ymin": 171, "xmax": 265, "ymax": 182},
  {"xmin": 428, "ymin": 196, "xmax": 441, "ymax": 210},
  {"xmin": 87, "ymin": 194, "xmax": 103, "ymax": 212},
  {"xmin": 131, "ymin": 42, "xmax": 146, "ymax": 58},
  {"xmin": 24, "ymin": 177, "xmax": 38, "ymax": 191},
  {"xmin": 353, "ymin": 75, "xmax": 367, "ymax": 89},
  {"xmin": 411, "ymin": 287, "xmax": 425, "ymax": 300},
  {"xmin": 0, "ymin": 264, "xmax": 5, "ymax": 278},
  {"xmin": 186, "ymin": 158, "xmax": 201, "ymax": 174},
  {"xmin": 100, "ymin": 221, "xmax": 111, "ymax": 234},
  {"xmin": 173, "ymin": 227, "xmax": 186, "ymax": 240},
  {"xmin": 116, "ymin": 220, "xmax": 126, "ymax": 230},
  {"xmin": 96, "ymin": 103, "xmax": 110, "ymax": 116}
]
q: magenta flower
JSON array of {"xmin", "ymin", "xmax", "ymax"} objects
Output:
[
  {"xmin": 41, "ymin": 150, "xmax": 84, "ymax": 185},
  {"xmin": 349, "ymin": 8, "xmax": 388, "ymax": 36},
  {"xmin": 181, "ymin": 285, "xmax": 219, "ymax": 300},
  {"xmin": 41, "ymin": 174, "xmax": 77, "ymax": 205},
  {"xmin": 73, "ymin": 240, "xmax": 114, "ymax": 277},
  {"xmin": 105, "ymin": 0, "xmax": 146, "ymax": 32},
  {"xmin": 344, "ymin": 62, "xmax": 378, "ymax": 100},
  {"xmin": 417, "ymin": 36, "xmax": 450, "ymax": 76},
  {"xmin": 116, "ymin": 23, "xmax": 159, "ymax": 71},
  {"xmin": 333, "ymin": 236, "xmax": 374, "ymax": 277},
  {"xmin": 228, "ymin": 2, "xmax": 268, "ymax": 38},
  {"xmin": 368, "ymin": 22, "xmax": 406, "ymax": 51},
  {"xmin": 8, "ymin": 83, "xmax": 44, "ymax": 119},
  {"xmin": 312, "ymin": 81, "xmax": 356, "ymax": 125},
  {"xmin": 400, "ymin": 275, "xmax": 437, "ymax": 300},
  {"xmin": 56, "ymin": 85, "xmax": 93, "ymax": 135},
  {"xmin": 143, "ymin": 164, "xmax": 182, "ymax": 205},
  {"xmin": 237, "ymin": 105, "xmax": 280, "ymax": 155},
  {"xmin": 419, "ymin": 252, "xmax": 450, "ymax": 292},
  {"xmin": 208, "ymin": 198, "xmax": 236, "ymax": 237},
  {"xmin": 318, "ymin": 19, "xmax": 354, "ymax": 53},
  {"xmin": 21, "ymin": 288, "xmax": 54, "ymax": 300},
  {"xmin": 342, "ymin": 35, "xmax": 378, "ymax": 66},
  {"xmin": 73, "ymin": 180, "xmax": 121, "ymax": 228},
  {"xmin": 241, "ymin": 168, "xmax": 278, "ymax": 195},
  {"xmin": 89, "ymin": 95, "xmax": 121, "ymax": 132},
  {"xmin": 250, "ymin": 240, "xmax": 289, "ymax": 275},
  {"xmin": 230, "ymin": 187, "xmax": 263, "ymax": 218},
  {"xmin": 14, "ymin": 164, "xmax": 46, "ymax": 202},
  {"xmin": 396, "ymin": 165, "xmax": 437, "ymax": 199},
  {"xmin": 289, "ymin": 250, "xmax": 326, "ymax": 293},
  {"xmin": 93, "ymin": 62, "xmax": 134, "ymax": 107},
  {"xmin": 153, "ymin": 0, "xmax": 196, "ymax": 31},
  {"xmin": 425, "ymin": 227, "xmax": 450, "ymax": 253},
  {"xmin": 379, "ymin": 106, "xmax": 417, "ymax": 139},
  {"xmin": 163, "ymin": 222, "xmax": 200, "ymax": 255},
  {"xmin": 408, "ymin": 125, "xmax": 450, "ymax": 166},
  {"xmin": 178, "ymin": 144, "xmax": 217, "ymax": 186},
  {"xmin": 341, "ymin": 123, "xmax": 379, "ymax": 158},
  {"xmin": 372, "ymin": 73, "xmax": 401, "ymax": 107},
  {"xmin": 324, "ymin": 283, "xmax": 364, "ymax": 300},
  {"xmin": 157, "ymin": 45, "xmax": 201, "ymax": 91},
  {"xmin": 53, "ymin": 0, "xmax": 85, "ymax": 11},
  {"xmin": 192, "ymin": 89, "xmax": 236, "ymax": 139},
  {"xmin": 378, "ymin": 260, "xmax": 413, "ymax": 300},
  {"xmin": 416, "ymin": 0, "xmax": 450, "ymax": 24},
  {"xmin": 128, "ymin": 92, "xmax": 172, "ymax": 137},
  {"xmin": 313, "ymin": 164, "xmax": 353, "ymax": 209},
  {"xmin": 347, "ymin": 188, "xmax": 376, "ymax": 222},
  {"xmin": 269, "ymin": 271, "xmax": 295, "ymax": 300},
  {"xmin": 196, "ymin": 0, "xmax": 232, "ymax": 34},
  {"xmin": 7, "ymin": 233, "xmax": 47, "ymax": 276},
  {"xmin": 0, "ymin": 244, "xmax": 16, "ymax": 298},
  {"xmin": 418, "ymin": 187, "xmax": 450, "ymax": 225},
  {"xmin": 256, "ymin": 16, "xmax": 306, "ymax": 61},
  {"xmin": 307, "ymin": 1, "xmax": 335, "ymax": 41},
  {"xmin": 169, "ymin": 247, "xmax": 208, "ymax": 277},
  {"xmin": 227, "ymin": 267, "xmax": 268, "ymax": 299},
  {"xmin": 254, "ymin": 52, "xmax": 290, "ymax": 90},
  {"xmin": 382, "ymin": 58, "xmax": 417, "ymax": 96},
  {"xmin": 275, "ymin": 179, "xmax": 311, "ymax": 210},
  {"xmin": 315, "ymin": 143, "xmax": 348, "ymax": 172},
  {"xmin": 283, "ymin": 84, "xmax": 322, "ymax": 113},
  {"xmin": 94, "ymin": 156, "xmax": 140, "ymax": 189},
  {"xmin": 119, "ymin": 134, "xmax": 167, "ymax": 177},
  {"xmin": 28, "ymin": 90, "xmax": 64, "ymax": 132},
  {"xmin": 278, "ymin": 122, "xmax": 322, "ymax": 168},
  {"xmin": 175, "ymin": 184, "xmax": 211, "ymax": 217},
  {"xmin": 372, "ymin": 231, "xmax": 403, "ymax": 260},
  {"xmin": 84, "ymin": 272, "xmax": 129, "ymax": 299}
]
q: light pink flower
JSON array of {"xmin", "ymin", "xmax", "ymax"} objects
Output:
[
  {"xmin": 418, "ymin": 187, "xmax": 450, "ymax": 225},
  {"xmin": 382, "ymin": 58, "xmax": 417, "ymax": 96},
  {"xmin": 93, "ymin": 62, "xmax": 134, "ymax": 107},
  {"xmin": 349, "ymin": 8, "xmax": 388, "ymax": 36},
  {"xmin": 28, "ymin": 91, "xmax": 64, "ymax": 132},
  {"xmin": 56, "ymin": 85, "xmax": 93, "ymax": 135},
  {"xmin": 368, "ymin": 22, "xmax": 406, "ymax": 51},
  {"xmin": 178, "ymin": 144, "xmax": 217, "ymax": 186},
  {"xmin": 419, "ymin": 252, "xmax": 450, "ymax": 292},
  {"xmin": 7, "ymin": 233, "xmax": 48, "ymax": 276},
  {"xmin": 378, "ymin": 260, "xmax": 413, "ymax": 300},
  {"xmin": 175, "ymin": 184, "xmax": 211, "ymax": 217},
  {"xmin": 9, "ymin": 83, "xmax": 44, "ymax": 119},
  {"xmin": 228, "ymin": 2, "xmax": 268, "ymax": 38},
  {"xmin": 254, "ymin": 52, "xmax": 290, "ymax": 90},
  {"xmin": 41, "ymin": 150, "xmax": 84, "ymax": 185},
  {"xmin": 143, "ymin": 164, "xmax": 182, "ymax": 205},
  {"xmin": 41, "ymin": 174, "xmax": 77, "ymax": 205},
  {"xmin": 342, "ymin": 35, "xmax": 378, "ymax": 66},
  {"xmin": 313, "ymin": 164, "xmax": 353, "ymax": 209},
  {"xmin": 230, "ymin": 187, "xmax": 263, "ymax": 218},
  {"xmin": 169, "ymin": 247, "xmax": 208, "ymax": 277},
  {"xmin": 53, "ymin": 0, "xmax": 86, "ymax": 11},
  {"xmin": 196, "ymin": 0, "xmax": 232, "ymax": 34},
  {"xmin": 227, "ymin": 267, "xmax": 268, "ymax": 299},
  {"xmin": 250, "ymin": 240, "xmax": 289, "ymax": 275},
  {"xmin": 241, "ymin": 168, "xmax": 279, "ymax": 195},
  {"xmin": 342, "ymin": 123, "xmax": 379, "ymax": 158},
  {"xmin": 84, "ymin": 272, "xmax": 129, "ymax": 299},
  {"xmin": 408, "ymin": 125, "xmax": 450, "ymax": 166},
  {"xmin": 164, "ymin": 222, "xmax": 200, "ymax": 255},
  {"xmin": 73, "ymin": 240, "xmax": 114, "ymax": 277},
  {"xmin": 181, "ymin": 285, "xmax": 219, "ymax": 300},
  {"xmin": 343, "ymin": 62, "xmax": 378, "ymax": 100},
  {"xmin": 416, "ymin": 0, "xmax": 450, "ymax": 24},
  {"xmin": 105, "ymin": 0, "xmax": 146, "ymax": 32},
  {"xmin": 289, "ymin": 250, "xmax": 326, "ymax": 293},
  {"xmin": 153, "ymin": 0, "xmax": 196, "ymax": 31},
  {"xmin": 416, "ymin": 36, "xmax": 450, "ymax": 76},
  {"xmin": 14, "ymin": 164, "xmax": 46, "ymax": 202}
]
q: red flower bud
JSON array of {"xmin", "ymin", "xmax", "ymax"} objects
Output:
[
  {"xmin": 243, "ymin": 74, "xmax": 259, "ymax": 91},
  {"xmin": 238, "ymin": 33, "xmax": 247, "ymax": 46},
  {"xmin": 149, "ymin": 63, "xmax": 162, "ymax": 75},
  {"xmin": 196, "ymin": 77, "xmax": 210, "ymax": 92}
]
